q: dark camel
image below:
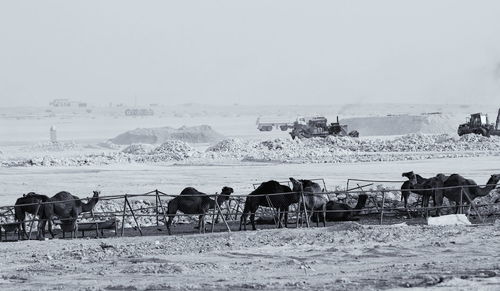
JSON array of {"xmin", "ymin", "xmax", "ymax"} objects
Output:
[
  {"xmin": 39, "ymin": 191, "xmax": 100, "ymax": 239},
  {"xmin": 289, "ymin": 178, "xmax": 328, "ymax": 227},
  {"xmin": 403, "ymin": 172, "xmax": 448, "ymax": 216},
  {"xmin": 312, "ymin": 194, "xmax": 368, "ymax": 222},
  {"xmin": 239, "ymin": 180, "xmax": 299, "ymax": 231},
  {"xmin": 437, "ymin": 174, "xmax": 500, "ymax": 215},
  {"xmin": 166, "ymin": 186, "xmax": 234, "ymax": 235},
  {"xmin": 401, "ymin": 171, "xmax": 430, "ymax": 208},
  {"xmin": 14, "ymin": 192, "xmax": 54, "ymax": 239}
]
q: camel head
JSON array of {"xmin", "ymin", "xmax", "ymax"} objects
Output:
[
  {"xmin": 81, "ymin": 191, "xmax": 100, "ymax": 213},
  {"xmin": 402, "ymin": 171, "xmax": 417, "ymax": 184},
  {"xmin": 487, "ymin": 174, "xmax": 500, "ymax": 186},
  {"xmin": 217, "ymin": 187, "xmax": 234, "ymax": 204},
  {"xmin": 289, "ymin": 177, "xmax": 303, "ymax": 192},
  {"xmin": 92, "ymin": 190, "xmax": 100, "ymax": 198},
  {"xmin": 221, "ymin": 187, "xmax": 234, "ymax": 195}
]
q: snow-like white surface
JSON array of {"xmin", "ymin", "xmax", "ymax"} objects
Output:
[{"xmin": 428, "ymin": 214, "xmax": 472, "ymax": 226}]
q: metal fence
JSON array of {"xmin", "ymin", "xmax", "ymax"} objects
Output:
[{"xmin": 0, "ymin": 179, "xmax": 499, "ymax": 241}]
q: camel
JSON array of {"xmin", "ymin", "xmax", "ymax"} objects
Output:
[
  {"xmin": 437, "ymin": 174, "xmax": 500, "ymax": 215},
  {"xmin": 166, "ymin": 186, "xmax": 234, "ymax": 235},
  {"xmin": 38, "ymin": 191, "xmax": 100, "ymax": 239},
  {"xmin": 401, "ymin": 171, "xmax": 431, "ymax": 208},
  {"xmin": 14, "ymin": 192, "xmax": 54, "ymax": 239},
  {"xmin": 289, "ymin": 178, "xmax": 328, "ymax": 227},
  {"xmin": 239, "ymin": 180, "xmax": 299, "ymax": 231},
  {"xmin": 312, "ymin": 194, "xmax": 368, "ymax": 222},
  {"xmin": 403, "ymin": 172, "xmax": 448, "ymax": 216}
]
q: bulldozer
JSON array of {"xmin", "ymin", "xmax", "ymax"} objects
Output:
[
  {"xmin": 457, "ymin": 109, "xmax": 500, "ymax": 137},
  {"xmin": 289, "ymin": 116, "xmax": 359, "ymax": 139}
]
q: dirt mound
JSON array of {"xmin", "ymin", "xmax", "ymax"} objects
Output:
[
  {"xmin": 150, "ymin": 141, "xmax": 198, "ymax": 161},
  {"xmin": 121, "ymin": 144, "xmax": 154, "ymax": 155},
  {"xmin": 110, "ymin": 125, "xmax": 224, "ymax": 145},
  {"xmin": 343, "ymin": 114, "xmax": 460, "ymax": 136},
  {"xmin": 206, "ymin": 134, "xmax": 500, "ymax": 163}
]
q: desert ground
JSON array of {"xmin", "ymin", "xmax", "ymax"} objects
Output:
[
  {"xmin": 0, "ymin": 104, "xmax": 499, "ymax": 290},
  {"xmin": 0, "ymin": 223, "xmax": 499, "ymax": 290}
]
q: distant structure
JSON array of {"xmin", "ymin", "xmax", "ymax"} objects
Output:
[
  {"xmin": 50, "ymin": 125, "xmax": 57, "ymax": 143},
  {"xmin": 49, "ymin": 99, "xmax": 87, "ymax": 107},
  {"xmin": 125, "ymin": 108, "xmax": 154, "ymax": 116}
]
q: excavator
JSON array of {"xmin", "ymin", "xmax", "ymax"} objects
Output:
[{"xmin": 457, "ymin": 108, "xmax": 500, "ymax": 137}]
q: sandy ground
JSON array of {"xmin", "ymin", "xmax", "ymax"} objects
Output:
[{"xmin": 0, "ymin": 222, "xmax": 499, "ymax": 290}]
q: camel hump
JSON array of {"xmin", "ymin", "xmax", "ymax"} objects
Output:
[
  {"xmin": 252, "ymin": 180, "xmax": 286, "ymax": 195},
  {"xmin": 180, "ymin": 187, "xmax": 205, "ymax": 195},
  {"xmin": 52, "ymin": 191, "xmax": 73, "ymax": 199}
]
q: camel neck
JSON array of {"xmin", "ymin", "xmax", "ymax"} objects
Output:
[{"xmin": 81, "ymin": 197, "xmax": 98, "ymax": 212}]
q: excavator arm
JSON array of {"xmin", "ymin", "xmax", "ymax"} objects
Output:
[{"xmin": 496, "ymin": 108, "xmax": 500, "ymax": 130}]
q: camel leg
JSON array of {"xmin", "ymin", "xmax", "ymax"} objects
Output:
[
  {"xmin": 277, "ymin": 208, "xmax": 283, "ymax": 228},
  {"xmin": 434, "ymin": 190, "xmax": 443, "ymax": 216},
  {"xmin": 310, "ymin": 210, "xmax": 317, "ymax": 227},
  {"xmin": 283, "ymin": 207, "xmax": 289, "ymax": 228},
  {"xmin": 198, "ymin": 215, "xmax": 204, "ymax": 234},
  {"xmin": 239, "ymin": 213, "xmax": 247, "ymax": 231},
  {"xmin": 37, "ymin": 219, "xmax": 45, "ymax": 240},
  {"xmin": 21, "ymin": 222, "xmax": 28, "ymax": 240},
  {"xmin": 166, "ymin": 215, "xmax": 174, "ymax": 235},
  {"xmin": 48, "ymin": 218, "xmax": 54, "ymax": 238},
  {"xmin": 250, "ymin": 213, "xmax": 256, "ymax": 231},
  {"xmin": 324, "ymin": 203, "xmax": 326, "ymax": 227},
  {"xmin": 239, "ymin": 212, "xmax": 247, "ymax": 231}
]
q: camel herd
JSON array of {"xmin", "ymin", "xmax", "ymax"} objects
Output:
[
  {"xmin": 401, "ymin": 172, "xmax": 500, "ymax": 216},
  {"xmin": 14, "ymin": 191, "xmax": 99, "ymax": 239},
  {"xmin": 8, "ymin": 172, "xmax": 500, "ymax": 240}
]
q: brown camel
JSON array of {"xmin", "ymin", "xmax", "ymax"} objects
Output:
[
  {"xmin": 402, "ymin": 172, "xmax": 448, "ymax": 213},
  {"xmin": 36, "ymin": 191, "xmax": 100, "ymax": 239},
  {"xmin": 312, "ymin": 193, "xmax": 368, "ymax": 222},
  {"xmin": 401, "ymin": 171, "xmax": 428, "ymax": 208},
  {"xmin": 437, "ymin": 174, "xmax": 500, "ymax": 215},
  {"xmin": 14, "ymin": 192, "xmax": 54, "ymax": 239},
  {"xmin": 166, "ymin": 186, "xmax": 234, "ymax": 235},
  {"xmin": 239, "ymin": 180, "xmax": 298, "ymax": 231},
  {"xmin": 289, "ymin": 178, "xmax": 328, "ymax": 227}
]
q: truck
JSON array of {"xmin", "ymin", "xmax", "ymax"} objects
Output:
[
  {"xmin": 457, "ymin": 109, "xmax": 500, "ymax": 137},
  {"xmin": 256, "ymin": 116, "xmax": 359, "ymax": 139}
]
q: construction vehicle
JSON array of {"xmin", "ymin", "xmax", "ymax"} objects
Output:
[
  {"xmin": 457, "ymin": 109, "xmax": 500, "ymax": 137},
  {"xmin": 257, "ymin": 116, "xmax": 359, "ymax": 139},
  {"xmin": 256, "ymin": 117, "xmax": 293, "ymax": 132}
]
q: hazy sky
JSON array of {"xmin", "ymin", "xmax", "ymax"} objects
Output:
[{"xmin": 1, "ymin": 1, "xmax": 500, "ymax": 107}]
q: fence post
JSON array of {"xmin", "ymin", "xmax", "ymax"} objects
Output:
[
  {"xmin": 120, "ymin": 195, "xmax": 127, "ymax": 236},
  {"xmin": 461, "ymin": 188, "xmax": 485, "ymax": 223},
  {"xmin": 125, "ymin": 196, "xmax": 143, "ymax": 236},
  {"xmin": 155, "ymin": 190, "xmax": 159, "ymax": 226},
  {"xmin": 211, "ymin": 194, "xmax": 218, "ymax": 233},
  {"xmin": 301, "ymin": 190, "xmax": 310, "ymax": 228},
  {"xmin": 265, "ymin": 195, "xmax": 279, "ymax": 227},
  {"xmin": 459, "ymin": 187, "xmax": 463, "ymax": 215},
  {"xmin": 156, "ymin": 192, "xmax": 169, "ymax": 228},
  {"xmin": 380, "ymin": 191, "xmax": 386, "ymax": 225},
  {"xmin": 214, "ymin": 198, "xmax": 231, "ymax": 233}
]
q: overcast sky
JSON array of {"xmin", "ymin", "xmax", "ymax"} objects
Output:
[{"xmin": 1, "ymin": 1, "xmax": 500, "ymax": 107}]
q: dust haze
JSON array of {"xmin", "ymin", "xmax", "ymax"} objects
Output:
[{"xmin": 1, "ymin": 0, "xmax": 500, "ymax": 107}]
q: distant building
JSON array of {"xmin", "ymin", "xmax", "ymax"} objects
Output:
[
  {"xmin": 49, "ymin": 99, "xmax": 87, "ymax": 107},
  {"xmin": 50, "ymin": 99, "xmax": 71, "ymax": 107},
  {"xmin": 125, "ymin": 108, "xmax": 154, "ymax": 116}
]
